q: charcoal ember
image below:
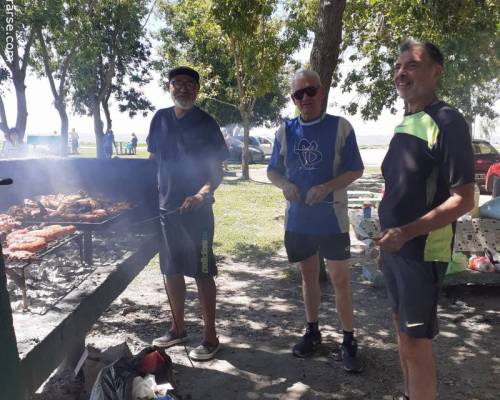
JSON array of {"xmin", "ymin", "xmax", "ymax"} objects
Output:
[{"xmin": 6, "ymin": 230, "xmax": 150, "ymax": 314}]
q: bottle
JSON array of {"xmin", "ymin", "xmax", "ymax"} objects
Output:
[
  {"xmin": 360, "ymin": 239, "xmax": 380, "ymax": 259},
  {"xmin": 363, "ymin": 203, "xmax": 372, "ymax": 219}
]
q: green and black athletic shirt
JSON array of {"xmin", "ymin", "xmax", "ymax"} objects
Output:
[{"xmin": 379, "ymin": 101, "xmax": 474, "ymax": 262}]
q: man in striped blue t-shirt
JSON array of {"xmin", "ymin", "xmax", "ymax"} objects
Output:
[{"xmin": 268, "ymin": 69, "xmax": 364, "ymax": 372}]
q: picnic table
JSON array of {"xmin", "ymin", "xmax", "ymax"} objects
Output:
[{"xmin": 348, "ymin": 208, "xmax": 500, "ymax": 286}]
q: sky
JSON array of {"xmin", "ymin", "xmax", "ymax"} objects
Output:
[
  {"xmin": 0, "ymin": 62, "xmax": 406, "ymax": 145},
  {"xmin": 1, "ymin": 19, "xmax": 498, "ymax": 146}
]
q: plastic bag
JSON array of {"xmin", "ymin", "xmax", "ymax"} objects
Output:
[
  {"xmin": 89, "ymin": 347, "xmax": 172, "ymax": 400},
  {"xmin": 468, "ymin": 256, "xmax": 495, "ymax": 272},
  {"xmin": 131, "ymin": 375, "xmax": 156, "ymax": 400},
  {"xmin": 479, "ymin": 197, "xmax": 500, "ymax": 219},
  {"xmin": 446, "ymin": 252, "xmax": 468, "ymax": 275}
]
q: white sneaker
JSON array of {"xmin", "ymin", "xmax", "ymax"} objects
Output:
[
  {"xmin": 152, "ymin": 330, "xmax": 188, "ymax": 348},
  {"xmin": 189, "ymin": 339, "xmax": 220, "ymax": 361}
]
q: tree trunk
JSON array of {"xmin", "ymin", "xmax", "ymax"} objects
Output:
[
  {"xmin": 36, "ymin": 28, "xmax": 71, "ymax": 157},
  {"xmin": 0, "ymin": 95, "xmax": 9, "ymax": 136},
  {"xmin": 102, "ymin": 98, "xmax": 112, "ymax": 133},
  {"xmin": 13, "ymin": 76, "xmax": 28, "ymax": 141},
  {"xmin": 241, "ymin": 110, "xmax": 250, "ymax": 180},
  {"xmin": 56, "ymin": 104, "xmax": 69, "ymax": 157},
  {"xmin": 92, "ymin": 100, "xmax": 105, "ymax": 159},
  {"xmin": 309, "ymin": 0, "xmax": 346, "ymax": 113}
]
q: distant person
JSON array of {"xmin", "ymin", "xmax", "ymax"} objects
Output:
[
  {"xmin": 130, "ymin": 133, "xmax": 138, "ymax": 155},
  {"xmin": 376, "ymin": 39, "xmax": 474, "ymax": 400},
  {"xmin": 147, "ymin": 66, "xmax": 228, "ymax": 361},
  {"xmin": 103, "ymin": 130, "xmax": 115, "ymax": 158},
  {"xmin": 267, "ymin": 69, "xmax": 364, "ymax": 372},
  {"xmin": 70, "ymin": 128, "xmax": 79, "ymax": 155},
  {"xmin": 222, "ymin": 132, "xmax": 230, "ymax": 171}
]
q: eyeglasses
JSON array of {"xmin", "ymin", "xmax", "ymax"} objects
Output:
[
  {"xmin": 170, "ymin": 80, "xmax": 197, "ymax": 91},
  {"xmin": 292, "ymin": 86, "xmax": 319, "ymax": 100}
]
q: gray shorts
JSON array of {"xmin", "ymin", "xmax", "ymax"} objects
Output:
[{"xmin": 381, "ymin": 251, "xmax": 447, "ymax": 339}]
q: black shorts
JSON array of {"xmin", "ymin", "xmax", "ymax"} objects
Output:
[
  {"xmin": 284, "ymin": 231, "xmax": 350, "ymax": 263},
  {"xmin": 159, "ymin": 206, "xmax": 217, "ymax": 278},
  {"xmin": 381, "ymin": 251, "xmax": 447, "ymax": 339}
]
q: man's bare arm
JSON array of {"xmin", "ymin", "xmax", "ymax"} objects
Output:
[
  {"xmin": 267, "ymin": 168, "xmax": 301, "ymax": 202},
  {"xmin": 181, "ymin": 161, "xmax": 224, "ymax": 212}
]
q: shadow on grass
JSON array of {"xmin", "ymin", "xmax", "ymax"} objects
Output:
[
  {"xmin": 222, "ymin": 176, "xmax": 271, "ymax": 186},
  {"xmin": 215, "ymin": 240, "xmax": 284, "ymax": 264}
]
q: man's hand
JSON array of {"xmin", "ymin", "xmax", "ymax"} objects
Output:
[
  {"xmin": 282, "ymin": 181, "xmax": 301, "ymax": 202},
  {"xmin": 375, "ymin": 227, "xmax": 411, "ymax": 252},
  {"xmin": 305, "ymin": 184, "xmax": 329, "ymax": 206},
  {"xmin": 180, "ymin": 193, "xmax": 205, "ymax": 213}
]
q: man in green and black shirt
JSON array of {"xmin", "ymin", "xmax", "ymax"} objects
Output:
[{"xmin": 376, "ymin": 40, "xmax": 474, "ymax": 400}]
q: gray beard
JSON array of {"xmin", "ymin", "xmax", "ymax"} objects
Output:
[{"xmin": 173, "ymin": 98, "xmax": 194, "ymax": 110}]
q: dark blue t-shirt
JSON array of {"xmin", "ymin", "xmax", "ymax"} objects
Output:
[
  {"xmin": 268, "ymin": 114, "xmax": 364, "ymax": 235},
  {"xmin": 147, "ymin": 106, "xmax": 228, "ymax": 210}
]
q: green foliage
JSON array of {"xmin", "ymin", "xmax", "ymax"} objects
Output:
[
  {"xmin": 156, "ymin": 0, "xmax": 308, "ymax": 127},
  {"xmin": 69, "ymin": 0, "xmax": 151, "ymax": 116},
  {"xmin": 342, "ymin": 0, "xmax": 500, "ymax": 122}
]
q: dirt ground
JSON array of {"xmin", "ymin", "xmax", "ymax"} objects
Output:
[
  {"xmin": 35, "ymin": 250, "xmax": 499, "ymax": 400},
  {"xmin": 33, "ymin": 170, "xmax": 500, "ymax": 399}
]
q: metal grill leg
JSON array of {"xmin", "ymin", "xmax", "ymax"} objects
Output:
[{"xmin": 83, "ymin": 231, "xmax": 93, "ymax": 265}]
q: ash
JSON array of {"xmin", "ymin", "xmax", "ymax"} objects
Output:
[{"xmin": 7, "ymin": 230, "xmax": 151, "ymax": 315}]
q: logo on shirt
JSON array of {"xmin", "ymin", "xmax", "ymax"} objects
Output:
[
  {"xmin": 294, "ymin": 138, "xmax": 323, "ymax": 170},
  {"xmin": 406, "ymin": 322, "xmax": 424, "ymax": 328}
]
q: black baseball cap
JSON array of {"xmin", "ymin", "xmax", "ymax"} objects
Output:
[{"xmin": 168, "ymin": 66, "xmax": 200, "ymax": 84}]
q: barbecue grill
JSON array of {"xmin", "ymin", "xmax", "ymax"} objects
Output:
[
  {"xmin": 24, "ymin": 207, "xmax": 136, "ymax": 265},
  {"xmin": 0, "ymin": 157, "xmax": 162, "ymax": 397},
  {"xmin": 4, "ymin": 231, "xmax": 84, "ymax": 310}
]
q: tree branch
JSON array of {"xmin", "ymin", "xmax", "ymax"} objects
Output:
[
  {"xmin": 58, "ymin": 51, "xmax": 72, "ymax": 97},
  {"xmin": 21, "ymin": 28, "xmax": 35, "ymax": 75},
  {"xmin": 36, "ymin": 27, "xmax": 60, "ymax": 103}
]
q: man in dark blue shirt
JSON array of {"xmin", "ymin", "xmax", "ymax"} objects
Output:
[
  {"xmin": 377, "ymin": 40, "xmax": 474, "ymax": 400},
  {"xmin": 147, "ymin": 66, "xmax": 228, "ymax": 361}
]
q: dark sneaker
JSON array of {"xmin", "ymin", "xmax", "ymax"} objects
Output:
[
  {"xmin": 391, "ymin": 394, "xmax": 409, "ymax": 400},
  {"xmin": 152, "ymin": 330, "xmax": 188, "ymax": 348},
  {"xmin": 292, "ymin": 329, "xmax": 322, "ymax": 358},
  {"xmin": 340, "ymin": 339, "xmax": 362, "ymax": 372},
  {"xmin": 189, "ymin": 339, "xmax": 220, "ymax": 361}
]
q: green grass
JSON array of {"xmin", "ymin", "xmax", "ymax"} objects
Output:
[
  {"xmin": 74, "ymin": 144, "xmax": 149, "ymax": 158},
  {"xmin": 213, "ymin": 179, "xmax": 285, "ymax": 260},
  {"xmin": 363, "ymin": 165, "xmax": 381, "ymax": 175}
]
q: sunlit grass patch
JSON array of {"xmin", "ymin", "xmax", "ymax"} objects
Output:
[{"xmin": 213, "ymin": 179, "xmax": 285, "ymax": 260}]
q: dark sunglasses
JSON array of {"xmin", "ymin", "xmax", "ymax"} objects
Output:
[{"xmin": 292, "ymin": 86, "xmax": 319, "ymax": 100}]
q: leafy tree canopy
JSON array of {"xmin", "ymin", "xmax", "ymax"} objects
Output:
[
  {"xmin": 156, "ymin": 0, "xmax": 309, "ymax": 128},
  {"xmin": 341, "ymin": 0, "xmax": 500, "ymax": 123}
]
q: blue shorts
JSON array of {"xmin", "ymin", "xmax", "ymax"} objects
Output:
[
  {"xmin": 159, "ymin": 206, "xmax": 217, "ymax": 278},
  {"xmin": 381, "ymin": 251, "xmax": 447, "ymax": 339}
]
